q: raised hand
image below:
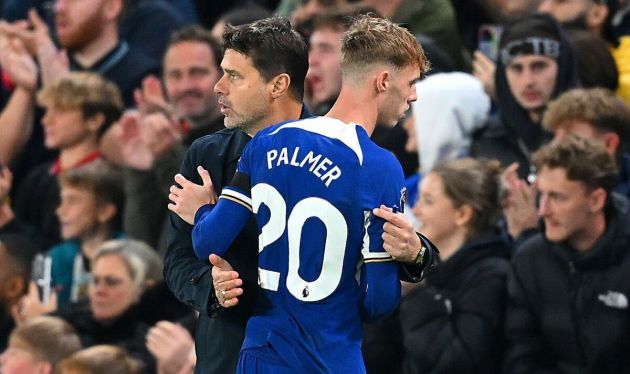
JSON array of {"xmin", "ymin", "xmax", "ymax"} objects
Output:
[
  {"xmin": 472, "ymin": 50, "xmax": 497, "ymax": 101},
  {"xmin": 146, "ymin": 321, "xmax": 195, "ymax": 374},
  {"xmin": 11, "ymin": 281, "xmax": 58, "ymax": 324},
  {"xmin": 118, "ymin": 111, "xmax": 155, "ymax": 170},
  {"xmin": 0, "ymin": 35, "xmax": 38, "ymax": 92},
  {"xmin": 134, "ymin": 75, "xmax": 174, "ymax": 116},
  {"xmin": 502, "ymin": 162, "xmax": 538, "ymax": 238}
]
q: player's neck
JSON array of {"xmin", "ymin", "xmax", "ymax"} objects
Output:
[
  {"xmin": 249, "ymin": 100, "xmax": 303, "ymax": 137},
  {"xmin": 326, "ymin": 86, "xmax": 378, "ymax": 136}
]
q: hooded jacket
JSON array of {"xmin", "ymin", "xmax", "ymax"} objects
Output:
[
  {"xmin": 505, "ymin": 197, "xmax": 630, "ymax": 373},
  {"xmin": 472, "ymin": 14, "xmax": 578, "ymax": 179}
]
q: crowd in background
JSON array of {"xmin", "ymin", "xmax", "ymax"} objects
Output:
[{"xmin": 0, "ymin": 0, "xmax": 629, "ymax": 373}]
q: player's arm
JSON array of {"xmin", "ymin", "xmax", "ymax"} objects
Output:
[
  {"xmin": 360, "ymin": 210, "xmax": 401, "ymax": 322},
  {"xmin": 191, "ymin": 174, "xmax": 253, "ymax": 260}
]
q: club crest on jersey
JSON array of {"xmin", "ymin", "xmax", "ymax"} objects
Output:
[{"xmin": 400, "ymin": 187, "xmax": 407, "ymax": 210}]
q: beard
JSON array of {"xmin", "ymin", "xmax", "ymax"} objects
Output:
[{"xmin": 56, "ymin": 11, "xmax": 105, "ymax": 51}]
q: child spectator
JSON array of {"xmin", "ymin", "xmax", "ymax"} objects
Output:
[
  {"xmin": 50, "ymin": 159, "xmax": 125, "ymax": 307},
  {"xmin": 56, "ymin": 345, "xmax": 140, "ymax": 374},
  {"xmin": 0, "ymin": 316, "xmax": 81, "ymax": 374}
]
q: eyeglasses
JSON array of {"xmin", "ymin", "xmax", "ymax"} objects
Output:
[{"xmin": 91, "ymin": 275, "xmax": 125, "ymax": 287}]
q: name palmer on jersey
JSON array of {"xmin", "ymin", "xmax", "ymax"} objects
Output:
[{"xmin": 266, "ymin": 146, "xmax": 342, "ymax": 187}]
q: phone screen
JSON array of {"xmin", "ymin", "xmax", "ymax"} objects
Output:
[
  {"xmin": 31, "ymin": 253, "xmax": 52, "ymax": 303},
  {"xmin": 478, "ymin": 24, "xmax": 503, "ymax": 62}
]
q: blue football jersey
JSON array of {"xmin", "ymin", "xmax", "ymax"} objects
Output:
[{"xmin": 193, "ymin": 117, "xmax": 404, "ymax": 373}]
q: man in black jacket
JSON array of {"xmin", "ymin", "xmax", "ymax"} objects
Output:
[
  {"xmin": 163, "ymin": 18, "xmax": 312, "ymax": 373},
  {"xmin": 505, "ymin": 135, "xmax": 630, "ymax": 373}
]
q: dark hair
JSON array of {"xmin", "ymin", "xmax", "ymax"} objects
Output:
[
  {"xmin": 167, "ymin": 25, "xmax": 223, "ymax": 71},
  {"xmin": 218, "ymin": 4, "xmax": 272, "ymax": 27},
  {"xmin": 567, "ymin": 29, "xmax": 618, "ymax": 91},
  {"xmin": 533, "ymin": 135, "xmax": 618, "ymax": 194},
  {"xmin": 431, "ymin": 158, "xmax": 503, "ymax": 236},
  {"xmin": 222, "ymin": 17, "xmax": 308, "ymax": 101}
]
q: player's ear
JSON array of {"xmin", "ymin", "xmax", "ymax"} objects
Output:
[
  {"xmin": 375, "ymin": 70, "xmax": 390, "ymax": 93},
  {"xmin": 270, "ymin": 73, "xmax": 291, "ymax": 99}
]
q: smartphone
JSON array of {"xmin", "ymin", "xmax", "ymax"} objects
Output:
[
  {"xmin": 478, "ymin": 24, "xmax": 503, "ymax": 62},
  {"xmin": 31, "ymin": 253, "xmax": 52, "ymax": 304}
]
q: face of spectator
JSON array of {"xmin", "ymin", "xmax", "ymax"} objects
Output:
[
  {"xmin": 55, "ymin": 0, "xmax": 114, "ymax": 51},
  {"xmin": 56, "ymin": 185, "xmax": 108, "ymax": 241},
  {"xmin": 413, "ymin": 172, "xmax": 461, "ymax": 244},
  {"xmin": 214, "ymin": 49, "xmax": 273, "ymax": 133},
  {"xmin": 164, "ymin": 41, "xmax": 221, "ymax": 124},
  {"xmin": 537, "ymin": 165, "xmax": 603, "ymax": 245},
  {"xmin": 41, "ymin": 107, "xmax": 97, "ymax": 150},
  {"xmin": 377, "ymin": 64, "xmax": 420, "ymax": 127},
  {"xmin": 0, "ymin": 339, "xmax": 49, "ymax": 374},
  {"xmin": 89, "ymin": 254, "xmax": 139, "ymax": 321},
  {"xmin": 538, "ymin": 0, "xmax": 596, "ymax": 26},
  {"xmin": 552, "ymin": 120, "xmax": 617, "ymax": 156},
  {"xmin": 306, "ymin": 27, "xmax": 343, "ymax": 109},
  {"xmin": 505, "ymin": 54, "xmax": 558, "ymax": 113}
]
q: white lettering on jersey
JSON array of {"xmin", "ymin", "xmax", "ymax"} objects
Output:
[{"xmin": 266, "ymin": 147, "xmax": 342, "ymax": 187}]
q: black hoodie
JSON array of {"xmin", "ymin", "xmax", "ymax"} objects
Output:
[{"xmin": 472, "ymin": 14, "xmax": 578, "ymax": 179}]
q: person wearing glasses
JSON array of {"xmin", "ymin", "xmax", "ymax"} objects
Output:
[{"xmin": 14, "ymin": 239, "xmax": 165, "ymax": 374}]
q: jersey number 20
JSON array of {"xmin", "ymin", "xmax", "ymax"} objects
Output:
[{"xmin": 252, "ymin": 183, "xmax": 348, "ymax": 302}]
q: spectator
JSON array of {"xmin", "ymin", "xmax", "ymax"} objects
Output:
[
  {"xmin": 11, "ymin": 72, "xmax": 123, "ymax": 249},
  {"xmin": 50, "ymin": 241, "xmax": 159, "ymax": 372},
  {"xmin": 0, "ymin": 233, "xmax": 40, "ymax": 351},
  {"xmin": 402, "ymin": 158, "xmax": 510, "ymax": 373},
  {"xmin": 504, "ymin": 87, "xmax": 630, "ymax": 241},
  {"xmin": 365, "ymin": 158, "xmax": 511, "ymax": 373},
  {"xmin": 56, "ymin": 345, "xmax": 140, "ymax": 374},
  {"xmin": 48, "ymin": 160, "xmax": 125, "ymax": 307},
  {"xmin": 545, "ymin": 88, "xmax": 630, "ymax": 196},
  {"xmin": 120, "ymin": 26, "xmax": 223, "ymax": 250},
  {"xmin": 471, "ymin": 13, "xmax": 578, "ymax": 179},
  {"xmin": 412, "ymin": 72, "xmax": 491, "ymax": 173},
  {"xmin": 567, "ymin": 29, "xmax": 618, "ymax": 90},
  {"xmin": 304, "ymin": 4, "xmax": 374, "ymax": 115},
  {"xmin": 0, "ymin": 316, "xmax": 81, "ymax": 374},
  {"xmin": 505, "ymin": 135, "xmax": 630, "ymax": 373}
]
